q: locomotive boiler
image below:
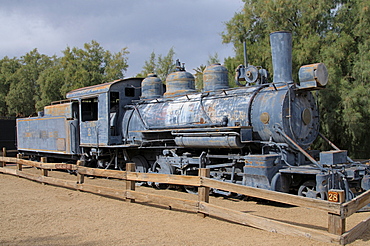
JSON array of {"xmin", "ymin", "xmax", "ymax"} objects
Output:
[{"xmin": 17, "ymin": 31, "xmax": 370, "ymax": 201}]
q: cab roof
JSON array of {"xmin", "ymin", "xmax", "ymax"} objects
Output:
[{"xmin": 66, "ymin": 78, "xmax": 143, "ymax": 99}]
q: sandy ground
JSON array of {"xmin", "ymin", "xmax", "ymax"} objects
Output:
[{"xmin": 1, "ymin": 167, "xmax": 370, "ymax": 246}]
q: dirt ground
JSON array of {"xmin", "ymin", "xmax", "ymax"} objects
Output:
[{"xmin": 1, "ymin": 167, "xmax": 370, "ymax": 246}]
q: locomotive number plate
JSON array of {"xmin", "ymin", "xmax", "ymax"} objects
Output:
[
  {"xmin": 328, "ymin": 191, "xmax": 339, "ymax": 202},
  {"xmin": 328, "ymin": 189, "xmax": 345, "ymax": 203}
]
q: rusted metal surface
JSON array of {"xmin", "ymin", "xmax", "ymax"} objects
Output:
[
  {"xmin": 298, "ymin": 63, "xmax": 328, "ymax": 89},
  {"xmin": 124, "ymin": 82, "xmax": 318, "ymax": 149},
  {"xmin": 66, "ymin": 78, "xmax": 143, "ymax": 99},
  {"xmin": 203, "ymin": 63, "xmax": 229, "ymax": 91},
  {"xmin": 77, "ymin": 78, "xmax": 142, "ymax": 147},
  {"xmin": 141, "ymin": 73, "xmax": 163, "ymax": 99},
  {"xmin": 242, "ymin": 154, "xmax": 282, "ymax": 189},
  {"xmin": 44, "ymin": 101, "xmax": 77, "ymax": 118},
  {"xmin": 270, "ymin": 31, "xmax": 293, "ymax": 83},
  {"xmin": 163, "ymin": 66, "xmax": 196, "ymax": 97},
  {"xmin": 17, "ymin": 116, "xmax": 79, "ymax": 155},
  {"xmin": 66, "ymin": 80, "xmax": 117, "ymax": 99}
]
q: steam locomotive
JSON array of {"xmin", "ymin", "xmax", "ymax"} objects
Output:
[{"xmin": 17, "ymin": 31, "xmax": 370, "ymax": 201}]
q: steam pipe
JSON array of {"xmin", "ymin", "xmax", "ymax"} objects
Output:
[{"xmin": 243, "ymin": 40, "xmax": 248, "ymax": 67}]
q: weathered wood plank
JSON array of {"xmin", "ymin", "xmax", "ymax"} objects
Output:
[
  {"xmin": 0, "ymin": 167, "xmax": 17, "ymax": 175},
  {"xmin": 77, "ymin": 166, "xmax": 126, "ymax": 179},
  {"xmin": 0, "ymin": 157, "xmax": 78, "ymax": 170},
  {"xmin": 16, "ymin": 154, "xmax": 23, "ymax": 171},
  {"xmin": 341, "ymin": 189, "xmax": 370, "ymax": 218},
  {"xmin": 126, "ymin": 163, "xmax": 136, "ymax": 203},
  {"xmin": 126, "ymin": 172, "xmax": 201, "ymax": 186},
  {"xmin": 76, "ymin": 160, "xmax": 85, "ymax": 184},
  {"xmin": 328, "ymin": 213, "xmax": 345, "ymax": 235},
  {"xmin": 198, "ymin": 168, "xmax": 210, "ymax": 218},
  {"xmin": 198, "ymin": 202, "xmax": 341, "ymax": 244},
  {"xmin": 78, "ymin": 183, "xmax": 127, "ymax": 200},
  {"xmin": 1, "ymin": 148, "xmax": 6, "ymax": 167},
  {"xmin": 202, "ymin": 178, "xmax": 341, "ymax": 214},
  {"xmin": 0, "ymin": 156, "xmax": 15, "ymax": 164},
  {"xmin": 0, "ymin": 166, "xmax": 126, "ymax": 198},
  {"xmin": 126, "ymin": 190, "xmax": 198, "ymax": 212},
  {"xmin": 198, "ymin": 168, "xmax": 210, "ymax": 203},
  {"xmin": 341, "ymin": 216, "xmax": 370, "ymax": 245}
]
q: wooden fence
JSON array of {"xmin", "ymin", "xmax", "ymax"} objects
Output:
[{"xmin": 0, "ymin": 150, "xmax": 369, "ymax": 245}]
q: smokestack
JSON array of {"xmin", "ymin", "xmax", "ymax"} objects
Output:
[{"xmin": 270, "ymin": 31, "xmax": 293, "ymax": 83}]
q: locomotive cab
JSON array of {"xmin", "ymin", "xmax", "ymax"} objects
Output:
[{"xmin": 66, "ymin": 78, "xmax": 142, "ymax": 148}]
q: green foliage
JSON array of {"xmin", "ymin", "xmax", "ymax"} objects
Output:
[
  {"xmin": 193, "ymin": 65, "xmax": 206, "ymax": 91},
  {"xmin": 35, "ymin": 57, "xmax": 64, "ymax": 111},
  {"xmin": 0, "ymin": 40, "xmax": 129, "ymax": 116},
  {"xmin": 59, "ymin": 40, "xmax": 129, "ymax": 96},
  {"xmin": 5, "ymin": 49, "xmax": 53, "ymax": 116},
  {"xmin": 0, "ymin": 57, "xmax": 21, "ymax": 115},
  {"xmin": 222, "ymin": 0, "xmax": 370, "ymax": 158},
  {"xmin": 137, "ymin": 47, "xmax": 176, "ymax": 82}
]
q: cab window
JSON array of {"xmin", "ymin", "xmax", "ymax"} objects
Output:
[{"xmin": 81, "ymin": 97, "xmax": 98, "ymax": 121}]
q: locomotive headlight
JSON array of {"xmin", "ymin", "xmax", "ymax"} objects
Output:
[
  {"xmin": 298, "ymin": 63, "xmax": 328, "ymax": 90},
  {"xmin": 302, "ymin": 108, "xmax": 312, "ymax": 125}
]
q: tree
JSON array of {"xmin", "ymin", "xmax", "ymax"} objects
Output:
[
  {"xmin": 193, "ymin": 64, "xmax": 206, "ymax": 91},
  {"xmin": 104, "ymin": 48, "xmax": 129, "ymax": 82},
  {"xmin": 137, "ymin": 48, "xmax": 176, "ymax": 82},
  {"xmin": 137, "ymin": 51, "xmax": 157, "ymax": 78},
  {"xmin": 60, "ymin": 40, "xmax": 129, "ymax": 96},
  {"xmin": 5, "ymin": 49, "xmax": 53, "ymax": 116},
  {"xmin": 1, "ymin": 41, "xmax": 129, "ymax": 116},
  {"xmin": 35, "ymin": 56, "xmax": 64, "ymax": 111},
  {"xmin": 0, "ymin": 57, "xmax": 20, "ymax": 116}
]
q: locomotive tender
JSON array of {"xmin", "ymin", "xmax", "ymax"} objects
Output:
[{"xmin": 17, "ymin": 31, "xmax": 370, "ymax": 201}]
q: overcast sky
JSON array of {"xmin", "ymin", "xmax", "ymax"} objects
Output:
[{"xmin": 0, "ymin": 0, "xmax": 243, "ymax": 77}]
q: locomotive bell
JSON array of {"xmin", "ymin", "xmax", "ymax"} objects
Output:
[
  {"xmin": 141, "ymin": 73, "xmax": 163, "ymax": 99},
  {"xmin": 203, "ymin": 63, "xmax": 229, "ymax": 91}
]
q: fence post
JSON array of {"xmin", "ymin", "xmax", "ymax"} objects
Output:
[
  {"xmin": 328, "ymin": 190, "xmax": 345, "ymax": 235},
  {"xmin": 126, "ymin": 162, "xmax": 136, "ymax": 203},
  {"xmin": 40, "ymin": 157, "xmax": 48, "ymax": 184},
  {"xmin": 76, "ymin": 160, "xmax": 85, "ymax": 184},
  {"xmin": 16, "ymin": 154, "xmax": 23, "ymax": 171},
  {"xmin": 198, "ymin": 168, "xmax": 210, "ymax": 217},
  {"xmin": 1, "ymin": 147, "xmax": 6, "ymax": 167}
]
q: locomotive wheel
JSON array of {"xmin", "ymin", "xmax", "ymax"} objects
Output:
[
  {"xmin": 131, "ymin": 156, "xmax": 149, "ymax": 186},
  {"xmin": 298, "ymin": 180, "xmax": 326, "ymax": 200},
  {"xmin": 149, "ymin": 161, "xmax": 173, "ymax": 189},
  {"xmin": 184, "ymin": 185, "xmax": 198, "ymax": 194},
  {"xmin": 184, "ymin": 169, "xmax": 198, "ymax": 194}
]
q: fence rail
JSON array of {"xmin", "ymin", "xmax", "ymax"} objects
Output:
[{"xmin": 0, "ymin": 152, "xmax": 369, "ymax": 245}]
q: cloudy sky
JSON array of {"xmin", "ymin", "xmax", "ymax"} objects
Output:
[{"xmin": 0, "ymin": 0, "xmax": 243, "ymax": 77}]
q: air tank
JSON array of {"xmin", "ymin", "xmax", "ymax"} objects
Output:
[
  {"xmin": 164, "ymin": 69, "xmax": 196, "ymax": 97},
  {"xmin": 141, "ymin": 73, "xmax": 163, "ymax": 99},
  {"xmin": 203, "ymin": 63, "xmax": 229, "ymax": 91},
  {"xmin": 270, "ymin": 31, "xmax": 293, "ymax": 83}
]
